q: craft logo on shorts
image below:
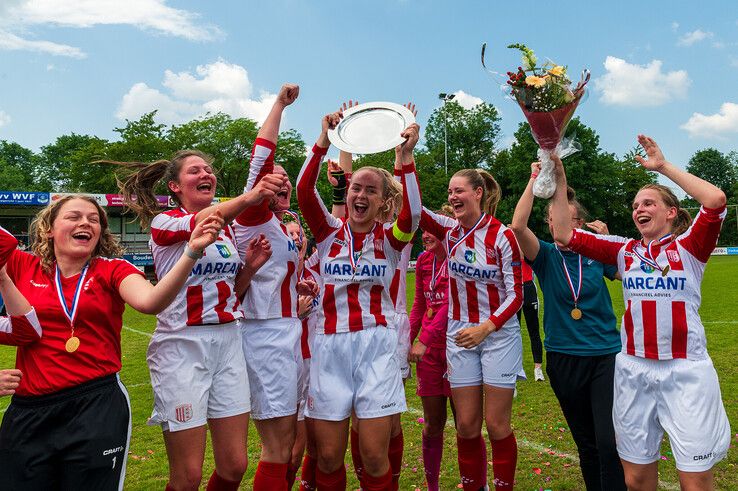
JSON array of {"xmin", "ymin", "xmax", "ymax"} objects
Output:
[
  {"xmin": 175, "ymin": 403, "xmax": 193, "ymax": 423},
  {"xmin": 640, "ymin": 262, "xmax": 655, "ymax": 274},
  {"xmin": 667, "ymin": 250, "xmax": 680, "ymax": 263},
  {"xmin": 307, "ymin": 396, "xmax": 314, "ymax": 411},
  {"xmin": 215, "ymin": 244, "xmax": 232, "ymax": 258},
  {"xmin": 464, "ymin": 250, "xmax": 476, "ymax": 264}
]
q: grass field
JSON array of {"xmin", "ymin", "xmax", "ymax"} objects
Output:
[{"xmin": 1, "ymin": 256, "xmax": 737, "ymax": 490}]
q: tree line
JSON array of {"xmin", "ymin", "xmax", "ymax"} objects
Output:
[{"xmin": 1, "ymin": 101, "xmax": 736, "ymax": 245}]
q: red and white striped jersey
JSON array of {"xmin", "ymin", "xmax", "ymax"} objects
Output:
[
  {"xmin": 150, "ymin": 209, "xmax": 243, "ymax": 332},
  {"xmin": 234, "ymin": 137, "xmax": 300, "ymax": 319},
  {"xmin": 420, "ymin": 209, "xmax": 523, "ymax": 328},
  {"xmin": 296, "ymin": 144, "xmax": 421, "ymax": 335},
  {"xmin": 568, "ymin": 205, "xmax": 726, "ymax": 361},
  {"xmin": 300, "ymin": 253, "xmax": 323, "ymax": 359},
  {"xmin": 390, "ymin": 245, "xmax": 412, "ymax": 313}
]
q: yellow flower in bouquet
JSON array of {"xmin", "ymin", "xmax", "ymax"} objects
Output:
[
  {"xmin": 525, "ymin": 75, "xmax": 547, "ymax": 88},
  {"xmin": 548, "ymin": 65, "xmax": 565, "ymax": 77}
]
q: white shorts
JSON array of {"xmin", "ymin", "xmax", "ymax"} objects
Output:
[
  {"xmin": 305, "ymin": 328, "xmax": 407, "ymax": 421},
  {"xmin": 147, "ymin": 323, "xmax": 250, "ymax": 432},
  {"xmin": 613, "ymin": 353, "xmax": 730, "ymax": 472},
  {"xmin": 241, "ymin": 317, "xmax": 302, "ymax": 420},
  {"xmin": 395, "ymin": 312, "xmax": 411, "ymax": 379},
  {"xmin": 297, "ymin": 358, "xmax": 310, "ymax": 421},
  {"xmin": 446, "ymin": 319, "xmax": 526, "ymax": 388}
]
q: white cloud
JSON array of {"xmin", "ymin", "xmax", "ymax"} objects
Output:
[
  {"xmin": 0, "ymin": 0, "xmax": 221, "ymax": 58},
  {"xmin": 0, "ymin": 110, "xmax": 10, "ymax": 128},
  {"xmin": 0, "ymin": 30, "xmax": 85, "ymax": 58},
  {"xmin": 671, "ymin": 21, "xmax": 679, "ymax": 32},
  {"xmin": 116, "ymin": 60, "xmax": 277, "ymax": 126},
  {"xmin": 594, "ymin": 56, "xmax": 690, "ymax": 107},
  {"xmin": 677, "ymin": 29, "xmax": 713, "ymax": 46},
  {"xmin": 680, "ymin": 102, "xmax": 738, "ymax": 139},
  {"xmin": 451, "ymin": 90, "xmax": 484, "ymax": 110}
]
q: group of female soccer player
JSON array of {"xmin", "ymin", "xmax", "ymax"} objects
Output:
[{"xmin": 0, "ymin": 83, "xmax": 731, "ymax": 491}]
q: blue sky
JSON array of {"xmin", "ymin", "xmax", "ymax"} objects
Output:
[{"xmin": 1, "ymin": 0, "xmax": 736, "ymax": 178}]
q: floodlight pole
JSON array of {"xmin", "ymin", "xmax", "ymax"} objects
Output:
[{"xmin": 438, "ymin": 93, "xmax": 455, "ymax": 175}]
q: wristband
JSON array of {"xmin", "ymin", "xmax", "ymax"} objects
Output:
[
  {"xmin": 531, "ymin": 173, "xmax": 539, "ymax": 179},
  {"xmin": 184, "ymin": 244, "xmax": 204, "ymax": 260},
  {"xmin": 331, "ymin": 169, "xmax": 347, "ymax": 205}
]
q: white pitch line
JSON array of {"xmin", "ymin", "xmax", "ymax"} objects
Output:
[
  {"xmin": 122, "ymin": 325, "xmax": 153, "ymax": 338},
  {"xmin": 405, "ymin": 406, "xmax": 680, "ymax": 490}
]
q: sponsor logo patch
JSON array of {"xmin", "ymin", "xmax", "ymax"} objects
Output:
[
  {"xmin": 640, "ymin": 262, "xmax": 655, "ymax": 274},
  {"xmin": 667, "ymin": 250, "xmax": 680, "ymax": 262},
  {"xmin": 464, "ymin": 250, "xmax": 476, "ymax": 264},
  {"xmin": 175, "ymin": 403, "xmax": 193, "ymax": 423}
]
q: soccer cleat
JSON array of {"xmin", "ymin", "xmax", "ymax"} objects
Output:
[{"xmin": 534, "ymin": 366, "xmax": 545, "ymax": 381}]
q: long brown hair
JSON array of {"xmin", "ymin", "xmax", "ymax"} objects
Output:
[
  {"xmin": 637, "ymin": 184, "xmax": 692, "ymax": 236},
  {"xmin": 31, "ymin": 195, "xmax": 124, "ymax": 273},
  {"xmin": 97, "ymin": 150, "xmax": 213, "ymax": 229},
  {"xmin": 452, "ymin": 168, "xmax": 501, "ymax": 215}
]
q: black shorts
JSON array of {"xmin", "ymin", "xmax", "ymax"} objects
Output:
[{"xmin": 0, "ymin": 374, "xmax": 131, "ymax": 491}]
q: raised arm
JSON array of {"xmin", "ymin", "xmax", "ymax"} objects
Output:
[
  {"xmin": 550, "ymin": 154, "xmax": 574, "ymax": 247},
  {"xmin": 387, "ymin": 123, "xmax": 422, "ymax": 251},
  {"xmin": 636, "ymin": 135, "xmax": 726, "ymax": 209},
  {"xmin": 119, "ymin": 212, "xmax": 224, "ymax": 314},
  {"xmin": 420, "ymin": 208, "xmax": 456, "ymax": 242},
  {"xmin": 296, "ymin": 112, "xmax": 343, "ymax": 243},
  {"xmin": 510, "ymin": 162, "xmax": 542, "ymax": 262}
]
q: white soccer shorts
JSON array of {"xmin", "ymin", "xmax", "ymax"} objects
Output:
[
  {"xmin": 241, "ymin": 317, "xmax": 302, "ymax": 420},
  {"xmin": 147, "ymin": 323, "xmax": 251, "ymax": 432},
  {"xmin": 446, "ymin": 319, "xmax": 526, "ymax": 388},
  {"xmin": 305, "ymin": 327, "xmax": 407, "ymax": 421},
  {"xmin": 395, "ymin": 311, "xmax": 411, "ymax": 379},
  {"xmin": 613, "ymin": 353, "xmax": 731, "ymax": 472}
]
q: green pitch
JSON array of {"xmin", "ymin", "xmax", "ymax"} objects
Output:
[{"xmin": 1, "ymin": 256, "xmax": 736, "ymax": 489}]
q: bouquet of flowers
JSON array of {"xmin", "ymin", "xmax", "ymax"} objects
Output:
[{"xmin": 504, "ymin": 44, "xmax": 589, "ymax": 198}]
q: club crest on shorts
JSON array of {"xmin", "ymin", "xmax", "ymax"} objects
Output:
[
  {"xmin": 215, "ymin": 244, "xmax": 232, "ymax": 258},
  {"xmin": 175, "ymin": 403, "xmax": 193, "ymax": 423},
  {"xmin": 464, "ymin": 250, "xmax": 476, "ymax": 264}
]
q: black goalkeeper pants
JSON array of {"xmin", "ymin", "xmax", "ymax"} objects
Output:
[{"xmin": 0, "ymin": 374, "xmax": 131, "ymax": 491}]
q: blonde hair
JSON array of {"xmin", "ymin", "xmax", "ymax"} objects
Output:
[
  {"xmin": 637, "ymin": 184, "xmax": 692, "ymax": 237},
  {"xmin": 31, "ymin": 195, "xmax": 124, "ymax": 274},
  {"xmin": 352, "ymin": 167, "xmax": 403, "ymax": 223},
  {"xmin": 452, "ymin": 168, "xmax": 501, "ymax": 216},
  {"xmin": 97, "ymin": 150, "xmax": 214, "ymax": 229}
]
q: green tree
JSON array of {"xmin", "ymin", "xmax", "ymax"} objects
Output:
[
  {"xmin": 0, "ymin": 141, "xmax": 40, "ymax": 191},
  {"xmin": 686, "ymin": 148, "xmax": 737, "ymax": 200},
  {"xmin": 424, "ymin": 101, "xmax": 501, "ymax": 174},
  {"xmin": 38, "ymin": 133, "xmax": 105, "ymax": 191}
]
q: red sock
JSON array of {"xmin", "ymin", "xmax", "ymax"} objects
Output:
[
  {"xmin": 490, "ymin": 432, "xmax": 517, "ymax": 490},
  {"xmin": 287, "ymin": 461, "xmax": 300, "ymax": 489},
  {"xmin": 253, "ymin": 461, "xmax": 288, "ymax": 491},
  {"xmin": 350, "ymin": 428, "xmax": 364, "ymax": 484},
  {"xmin": 362, "ymin": 468, "xmax": 393, "ymax": 491},
  {"xmin": 456, "ymin": 435, "xmax": 488, "ymax": 491},
  {"xmin": 388, "ymin": 431, "xmax": 404, "ymax": 491},
  {"xmin": 422, "ymin": 433, "xmax": 444, "ymax": 491},
  {"xmin": 299, "ymin": 454, "xmax": 318, "ymax": 491},
  {"xmin": 315, "ymin": 465, "xmax": 346, "ymax": 491},
  {"xmin": 206, "ymin": 470, "xmax": 241, "ymax": 491}
]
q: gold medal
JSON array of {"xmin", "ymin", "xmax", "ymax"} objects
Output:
[
  {"xmin": 661, "ymin": 265, "xmax": 670, "ymax": 277},
  {"xmin": 427, "ymin": 308, "xmax": 434, "ymax": 318},
  {"xmin": 65, "ymin": 336, "xmax": 80, "ymax": 353},
  {"xmin": 571, "ymin": 308, "xmax": 582, "ymax": 320}
]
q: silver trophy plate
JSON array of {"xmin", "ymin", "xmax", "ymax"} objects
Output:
[{"xmin": 328, "ymin": 102, "xmax": 416, "ymax": 154}]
